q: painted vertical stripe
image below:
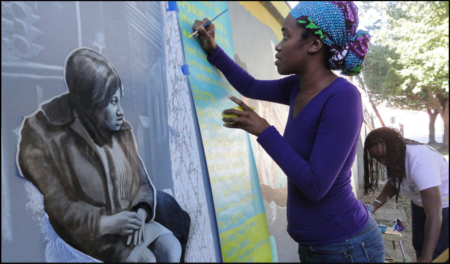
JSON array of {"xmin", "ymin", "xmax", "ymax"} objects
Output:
[
  {"xmin": 75, "ymin": 2, "xmax": 82, "ymax": 47},
  {"xmin": 1, "ymin": 136, "xmax": 12, "ymax": 241}
]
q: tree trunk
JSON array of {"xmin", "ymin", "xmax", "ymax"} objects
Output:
[
  {"xmin": 426, "ymin": 105, "xmax": 439, "ymax": 145},
  {"xmin": 368, "ymin": 93, "xmax": 386, "ymax": 127},
  {"xmin": 356, "ymin": 74, "xmax": 386, "ymax": 127},
  {"xmin": 439, "ymin": 100, "xmax": 449, "ymax": 150}
]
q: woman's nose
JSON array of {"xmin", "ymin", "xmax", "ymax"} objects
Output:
[
  {"xmin": 275, "ymin": 42, "xmax": 281, "ymax": 52},
  {"xmin": 117, "ymin": 105, "xmax": 124, "ymax": 116}
]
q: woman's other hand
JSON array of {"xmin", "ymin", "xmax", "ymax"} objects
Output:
[
  {"xmin": 222, "ymin": 96, "xmax": 270, "ymax": 136},
  {"xmin": 415, "ymin": 257, "xmax": 432, "ymax": 263},
  {"xmin": 127, "ymin": 208, "xmax": 147, "ymax": 246},
  {"xmin": 99, "ymin": 211, "xmax": 142, "ymax": 238},
  {"xmin": 192, "ymin": 18, "xmax": 217, "ymax": 56},
  {"xmin": 370, "ymin": 201, "xmax": 382, "ymax": 214}
]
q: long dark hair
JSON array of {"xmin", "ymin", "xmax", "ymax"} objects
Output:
[{"xmin": 363, "ymin": 127, "xmax": 423, "ymax": 203}]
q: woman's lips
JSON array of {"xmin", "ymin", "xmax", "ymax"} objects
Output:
[{"xmin": 275, "ymin": 55, "xmax": 281, "ymax": 65}]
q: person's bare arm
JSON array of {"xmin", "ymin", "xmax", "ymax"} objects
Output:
[
  {"xmin": 371, "ymin": 180, "xmax": 398, "ymax": 213},
  {"xmin": 416, "ymin": 186, "xmax": 442, "ymax": 263},
  {"xmin": 260, "ymin": 184, "xmax": 287, "ymax": 207}
]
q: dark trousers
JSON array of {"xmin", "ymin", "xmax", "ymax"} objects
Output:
[{"xmin": 411, "ymin": 201, "xmax": 449, "ymax": 262}]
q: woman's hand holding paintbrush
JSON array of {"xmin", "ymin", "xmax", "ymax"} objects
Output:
[{"xmin": 192, "ymin": 18, "xmax": 217, "ymax": 56}]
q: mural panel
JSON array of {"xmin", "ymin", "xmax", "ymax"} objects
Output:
[
  {"xmin": 2, "ymin": 1, "xmax": 216, "ymax": 262},
  {"xmin": 175, "ymin": 1, "xmax": 272, "ymax": 262}
]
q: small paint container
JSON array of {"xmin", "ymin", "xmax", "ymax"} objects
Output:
[
  {"xmin": 221, "ymin": 106, "xmax": 255, "ymax": 124},
  {"xmin": 378, "ymin": 224, "xmax": 387, "ymax": 233}
]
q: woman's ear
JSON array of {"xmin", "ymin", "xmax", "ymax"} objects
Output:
[{"xmin": 307, "ymin": 38, "xmax": 324, "ymax": 54}]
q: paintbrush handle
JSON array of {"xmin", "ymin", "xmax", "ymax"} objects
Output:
[
  {"xmin": 208, "ymin": 9, "xmax": 228, "ymax": 25},
  {"xmin": 191, "ymin": 22, "xmax": 210, "ymax": 36},
  {"xmin": 190, "ymin": 9, "xmax": 228, "ymax": 37}
]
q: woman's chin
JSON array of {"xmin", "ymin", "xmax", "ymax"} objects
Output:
[
  {"xmin": 275, "ymin": 65, "xmax": 281, "ymax": 74},
  {"xmin": 275, "ymin": 63, "xmax": 290, "ymax": 75},
  {"xmin": 276, "ymin": 67, "xmax": 288, "ymax": 75},
  {"xmin": 107, "ymin": 124, "xmax": 121, "ymax": 131}
]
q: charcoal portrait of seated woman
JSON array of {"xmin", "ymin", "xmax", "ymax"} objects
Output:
[{"xmin": 17, "ymin": 47, "xmax": 190, "ymax": 262}]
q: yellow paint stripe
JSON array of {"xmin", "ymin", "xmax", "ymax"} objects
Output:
[
  {"xmin": 238, "ymin": 1, "xmax": 284, "ymax": 41},
  {"xmin": 271, "ymin": 1, "xmax": 291, "ymax": 18},
  {"xmin": 432, "ymin": 248, "xmax": 448, "ymax": 263}
]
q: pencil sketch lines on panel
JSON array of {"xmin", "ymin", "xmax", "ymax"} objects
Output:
[{"xmin": 163, "ymin": 6, "xmax": 216, "ymax": 262}]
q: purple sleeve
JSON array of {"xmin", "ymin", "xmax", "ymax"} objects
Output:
[
  {"xmin": 257, "ymin": 86, "xmax": 363, "ymax": 202},
  {"xmin": 208, "ymin": 45, "xmax": 294, "ymax": 105}
]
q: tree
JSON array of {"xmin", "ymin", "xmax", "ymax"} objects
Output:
[
  {"xmin": 359, "ymin": 1, "xmax": 449, "ymax": 148},
  {"xmin": 355, "ymin": 44, "xmax": 441, "ymax": 144},
  {"xmin": 426, "ymin": 105, "xmax": 440, "ymax": 144}
]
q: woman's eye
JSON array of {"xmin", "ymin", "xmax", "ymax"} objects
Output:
[{"xmin": 111, "ymin": 98, "xmax": 118, "ymax": 105}]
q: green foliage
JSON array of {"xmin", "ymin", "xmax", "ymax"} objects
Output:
[
  {"xmin": 358, "ymin": 1, "xmax": 449, "ymax": 111},
  {"xmin": 356, "ymin": 44, "xmax": 424, "ymax": 110}
]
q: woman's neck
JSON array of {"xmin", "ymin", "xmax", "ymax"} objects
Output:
[
  {"xmin": 74, "ymin": 107, "xmax": 113, "ymax": 147},
  {"xmin": 296, "ymin": 68, "xmax": 338, "ymax": 94}
]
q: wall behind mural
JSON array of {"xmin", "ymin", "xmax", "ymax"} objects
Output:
[{"xmin": 1, "ymin": 1, "xmax": 219, "ymax": 262}]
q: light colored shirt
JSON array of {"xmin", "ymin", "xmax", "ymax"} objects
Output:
[
  {"xmin": 400, "ymin": 145, "xmax": 449, "ymax": 208},
  {"xmin": 95, "ymin": 136, "xmax": 134, "ymax": 212}
]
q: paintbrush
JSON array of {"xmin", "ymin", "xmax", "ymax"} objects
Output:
[{"xmin": 189, "ymin": 9, "xmax": 228, "ymax": 38}]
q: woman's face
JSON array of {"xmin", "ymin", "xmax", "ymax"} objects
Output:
[
  {"xmin": 274, "ymin": 14, "xmax": 311, "ymax": 75},
  {"xmin": 101, "ymin": 88, "xmax": 124, "ymax": 131},
  {"xmin": 368, "ymin": 143, "xmax": 387, "ymax": 165}
]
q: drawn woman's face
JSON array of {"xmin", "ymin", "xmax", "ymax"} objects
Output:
[{"xmin": 102, "ymin": 88, "xmax": 124, "ymax": 131}]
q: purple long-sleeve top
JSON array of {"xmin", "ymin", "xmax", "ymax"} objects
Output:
[{"xmin": 208, "ymin": 46, "xmax": 369, "ymax": 245}]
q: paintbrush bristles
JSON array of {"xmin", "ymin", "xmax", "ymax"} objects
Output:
[{"xmin": 189, "ymin": 31, "xmax": 198, "ymax": 38}]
